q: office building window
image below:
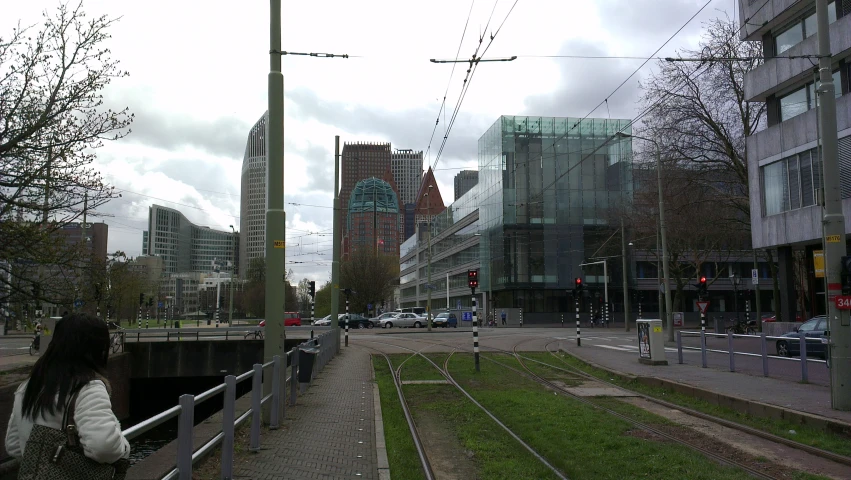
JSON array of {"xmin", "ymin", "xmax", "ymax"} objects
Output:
[
  {"xmin": 775, "ymin": 2, "xmax": 836, "ymax": 54},
  {"xmin": 779, "ymin": 70, "xmax": 842, "ymax": 121}
]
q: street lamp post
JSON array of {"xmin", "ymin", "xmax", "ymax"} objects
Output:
[
  {"xmin": 616, "ymin": 132, "xmax": 673, "ymax": 341},
  {"xmin": 229, "ymin": 225, "xmax": 236, "ymax": 326},
  {"xmin": 426, "ymin": 185, "xmax": 433, "ymax": 332}
]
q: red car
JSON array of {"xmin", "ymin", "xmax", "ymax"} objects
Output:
[{"xmin": 258, "ymin": 312, "xmax": 302, "ymax": 328}]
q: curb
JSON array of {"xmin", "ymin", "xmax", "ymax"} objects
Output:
[{"xmin": 561, "ymin": 348, "xmax": 851, "ymax": 435}]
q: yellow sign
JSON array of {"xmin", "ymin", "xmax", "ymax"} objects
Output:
[
  {"xmin": 273, "ymin": 240, "xmax": 285, "ymax": 248},
  {"xmin": 826, "ymin": 235, "xmax": 841, "ymax": 243},
  {"xmin": 653, "ymin": 326, "xmax": 662, "ymax": 333},
  {"xmin": 814, "ymin": 250, "xmax": 825, "ymax": 278}
]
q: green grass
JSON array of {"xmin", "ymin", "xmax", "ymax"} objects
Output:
[
  {"xmin": 510, "ymin": 354, "xmax": 584, "ymax": 387},
  {"xmin": 393, "ymin": 354, "xmax": 445, "ymax": 381},
  {"xmin": 446, "ymin": 352, "xmax": 758, "ymax": 480},
  {"xmin": 372, "ymin": 356, "xmax": 427, "ymax": 480},
  {"xmin": 532, "ymin": 350, "xmax": 851, "ymax": 459}
]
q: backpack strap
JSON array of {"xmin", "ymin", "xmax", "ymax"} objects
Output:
[{"xmin": 61, "ymin": 386, "xmax": 84, "ymax": 447}]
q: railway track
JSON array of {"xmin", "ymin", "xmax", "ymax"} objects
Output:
[{"xmin": 365, "ymin": 332, "xmax": 851, "ymax": 479}]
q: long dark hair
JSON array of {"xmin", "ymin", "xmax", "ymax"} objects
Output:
[{"xmin": 22, "ymin": 313, "xmax": 110, "ymax": 419}]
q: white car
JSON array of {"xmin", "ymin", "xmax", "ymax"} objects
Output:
[
  {"xmin": 313, "ymin": 315, "xmax": 332, "ymax": 326},
  {"xmin": 380, "ymin": 312, "xmax": 426, "ymax": 329}
]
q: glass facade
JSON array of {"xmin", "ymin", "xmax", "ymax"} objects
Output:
[{"xmin": 477, "ymin": 116, "xmax": 633, "ymax": 300}]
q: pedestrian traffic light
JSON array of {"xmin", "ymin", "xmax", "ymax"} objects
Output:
[
  {"xmin": 308, "ymin": 280, "xmax": 316, "ymax": 298},
  {"xmin": 841, "ymin": 257, "xmax": 851, "ymax": 295},
  {"xmin": 467, "ymin": 270, "xmax": 479, "ymax": 290},
  {"xmin": 139, "ymin": 293, "xmax": 144, "ymax": 306}
]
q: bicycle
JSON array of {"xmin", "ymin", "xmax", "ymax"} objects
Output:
[
  {"xmin": 725, "ymin": 318, "xmax": 756, "ymax": 335},
  {"xmin": 244, "ymin": 329, "xmax": 264, "ymax": 340}
]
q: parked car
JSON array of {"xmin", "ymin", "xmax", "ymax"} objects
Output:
[
  {"xmin": 338, "ymin": 314, "xmax": 373, "ymax": 329},
  {"xmin": 775, "ymin": 316, "xmax": 828, "ymax": 358},
  {"xmin": 762, "ymin": 313, "xmax": 803, "ymax": 322},
  {"xmin": 432, "ymin": 312, "xmax": 458, "ymax": 328},
  {"xmin": 394, "ymin": 307, "xmax": 427, "ymax": 316},
  {"xmin": 369, "ymin": 312, "xmax": 399, "ymax": 327},
  {"xmin": 380, "ymin": 312, "xmax": 426, "ymax": 328}
]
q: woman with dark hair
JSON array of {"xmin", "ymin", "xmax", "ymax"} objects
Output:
[{"xmin": 5, "ymin": 313, "xmax": 129, "ymax": 463}]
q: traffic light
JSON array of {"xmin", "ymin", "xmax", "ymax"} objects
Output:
[
  {"xmin": 32, "ymin": 283, "xmax": 41, "ymax": 300},
  {"xmin": 698, "ymin": 276, "xmax": 708, "ymax": 297},
  {"xmin": 467, "ymin": 270, "xmax": 479, "ymax": 290},
  {"xmin": 574, "ymin": 277, "xmax": 584, "ymax": 294},
  {"xmin": 308, "ymin": 280, "xmax": 316, "ymax": 298},
  {"xmin": 147, "ymin": 297, "xmax": 153, "ymax": 307},
  {"xmin": 139, "ymin": 293, "xmax": 144, "ymax": 306},
  {"xmin": 841, "ymin": 257, "xmax": 851, "ymax": 295}
]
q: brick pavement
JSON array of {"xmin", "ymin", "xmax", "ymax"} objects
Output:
[{"xmin": 233, "ymin": 344, "xmax": 379, "ymax": 480}]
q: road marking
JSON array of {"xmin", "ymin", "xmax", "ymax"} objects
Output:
[{"xmin": 594, "ymin": 345, "xmax": 634, "ymax": 352}]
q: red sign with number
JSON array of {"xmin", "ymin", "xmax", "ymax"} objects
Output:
[{"xmin": 834, "ymin": 296, "xmax": 851, "ymax": 310}]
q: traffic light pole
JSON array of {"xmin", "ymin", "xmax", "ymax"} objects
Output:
[
  {"xmin": 575, "ymin": 294, "xmax": 581, "ymax": 347},
  {"xmin": 815, "ymin": 0, "xmax": 850, "ymax": 410},
  {"xmin": 331, "ymin": 136, "xmax": 341, "ymax": 354},
  {"xmin": 472, "ymin": 288, "xmax": 479, "ymax": 372}
]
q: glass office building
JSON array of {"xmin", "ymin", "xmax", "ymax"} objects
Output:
[
  {"xmin": 478, "ymin": 116, "xmax": 632, "ymax": 313},
  {"xmin": 400, "ymin": 116, "xmax": 633, "ymax": 320}
]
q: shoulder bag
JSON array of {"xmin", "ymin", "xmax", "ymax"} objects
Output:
[{"xmin": 18, "ymin": 388, "xmax": 130, "ymax": 480}]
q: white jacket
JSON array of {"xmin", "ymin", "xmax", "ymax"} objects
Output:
[{"xmin": 5, "ymin": 379, "xmax": 130, "ymax": 464}]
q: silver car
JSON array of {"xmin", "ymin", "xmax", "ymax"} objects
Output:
[
  {"xmin": 380, "ymin": 312, "xmax": 425, "ymax": 329},
  {"xmin": 369, "ymin": 312, "xmax": 399, "ymax": 327}
]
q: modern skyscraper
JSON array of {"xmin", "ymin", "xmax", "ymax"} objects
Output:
[
  {"xmin": 391, "ymin": 149, "xmax": 423, "ymax": 205},
  {"xmin": 454, "ymin": 170, "xmax": 478, "ymax": 201},
  {"xmin": 240, "ymin": 112, "xmax": 268, "ymax": 278}
]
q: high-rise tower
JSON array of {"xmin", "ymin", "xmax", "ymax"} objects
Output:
[{"xmin": 239, "ymin": 112, "xmax": 268, "ymax": 278}]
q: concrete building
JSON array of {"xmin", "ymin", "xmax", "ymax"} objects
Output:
[
  {"xmin": 145, "ymin": 205, "xmax": 239, "ymax": 276},
  {"xmin": 400, "ymin": 116, "xmax": 634, "ymax": 322},
  {"xmin": 391, "ymin": 149, "xmax": 424, "ymax": 206},
  {"xmin": 453, "ymin": 170, "xmax": 478, "ymax": 201},
  {"xmin": 740, "ymin": 0, "xmax": 851, "ymax": 321},
  {"xmin": 240, "ymin": 112, "xmax": 268, "ymax": 278},
  {"xmin": 344, "ymin": 178, "xmax": 400, "ymax": 257}
]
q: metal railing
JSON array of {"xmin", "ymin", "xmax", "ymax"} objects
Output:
[
  {"xmin": 122, "ymin": 330, "xmax": 336, "ymax": 480},
  {"xmin": 676, "ymin": 330, "xmax": 828, "ymax": 383}
]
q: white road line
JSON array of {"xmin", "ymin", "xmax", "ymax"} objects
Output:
[{"xmin": 594, "ymin": 345, "xmax": 634, "ymax": 352}]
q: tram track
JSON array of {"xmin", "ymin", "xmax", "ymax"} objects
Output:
[{"xmin": 364, "ymin": 333, "xmax": 851, "ymax": 479}]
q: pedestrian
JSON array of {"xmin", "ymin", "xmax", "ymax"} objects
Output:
[
  {"xmin": 501, "ymin": 310, "xmax": 507, "ymax": 326},
  {"xmin": 6, "ymin": 312, "xmax": 130, "ymax": 477}
]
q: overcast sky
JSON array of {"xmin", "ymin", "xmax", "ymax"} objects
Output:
[{"xmin": 4, "ymin": 0, "xmax": 738, "ymax": 283}]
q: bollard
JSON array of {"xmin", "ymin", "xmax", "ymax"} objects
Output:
[
  {"xmin": 345, "ymin": 298, "xmax": 349, "ymax": 347},
  {"xmin": 760, "ymin": 333, "xmax": 769, "ymax": 377},
  {"xmin": 676, "ymin": 331, "xmax": 683, "ymax": 364},
  {"xmin": 249, "ymin": 363, "xmax": 262, "ymax": 452},
  {"xmin": 727, "ymin": 332, "xmax": 735, "ymax": 372},
  {"xmin": 177, "ymin": 394, "xmax": 195, "ymax": 480},
  {"xmin": 271, "ymin": 355, "xmax": 281, "ymax": 429},
  {"xmin": 800, "ymin": 332, "xmax": 808, "ymax": 383},
  {"xmin": 145, "ymin": 319, "xmax": 149, "ymax": 329},
  {"xmin": 519, "ymin": 307, "xmax": 523, "ymax": 327},
  {"xmin": 575, "ymin": 297, "xmax": 581, "ymax": 347},
  {"xmin": 310, "ymin": 329, "xmax": 314, "ymax": 339},
  {"xmin": 290, "ymin": 350, "xmax": 298, "ymax": 406},
  {"xmin": 700, "ymin": 330, "xmax": 707, "ymax": 368},
  {"xmin": 221, "ymin": 375, "xmax": 236, "ymax": 478}
]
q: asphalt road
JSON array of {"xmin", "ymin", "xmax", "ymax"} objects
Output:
[{"xmin": 0, "ymin": 336, "xmax": 32, "ymax": 357}]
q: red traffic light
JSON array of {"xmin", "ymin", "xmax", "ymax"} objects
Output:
[
  {"xmin": 699, "ymin": 276, "xmax": 707, "ymax": 284},
  {"xmin": 468, "ymin": 270, "xmax": 479, "ymax": 289},
  {"xmin": 575, "ymin": 278, "xmax": 582, "ymax": 286}
]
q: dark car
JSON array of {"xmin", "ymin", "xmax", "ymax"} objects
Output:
[
  {"xmin": 432, "ymin": 312, "xmax": 458, "ymax": 328},
  {"xmin": 338, "ymin": 314, "xmax": 373, "ymax": 329},
  {"xmin": 762, "ymin": 313, "xmax": 803, "ymax": 323},
  {"xmin": 776, "ymin": 316, "xmax": 827, "ymax": 358}
]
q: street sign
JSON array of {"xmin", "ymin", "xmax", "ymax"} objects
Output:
[
  {"xmin": 659, "ymin": 283, "xmax": 666, "ymax": 293},
  {"xmin": 158, "ymin": 302, "xmax": 164, "ymax": 308},
  {"xmin": 696, "ymin": 301, "xmax": 709, "ymax": 314},
  {"xmin": 835, "ymin": 296, "xmax": 851, "ymax": 310},
  {"xmin": 752, "ymin": 268, "xmax": 759, "ymax": 285},
  {"xmin": 367, "ymin": 303, "xmax": 373, "ymax": 311},
  {"xmin": 462, "ymin": 312, "xmax": 472, "ymax": 321},
  {"xmin": 456, "ymin": 300, "xmax": 462, "ymax": 310},
  {"xmin": 73, "ymin": 299, "xmax": 84, "ymax": 308}
]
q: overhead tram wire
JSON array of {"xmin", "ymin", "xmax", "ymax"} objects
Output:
[
  {"xmin": 431, "ymin": 0, "xmax": 521, "ymax": 172},
  {"xmin": 424, "ymin": 0, "xmax": 477, "ymax": 165}
]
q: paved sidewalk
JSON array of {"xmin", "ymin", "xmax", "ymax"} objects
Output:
[
  {"xmin": 559, "ymin": 333, "xmax": 851, "ymax": 426},
  {"xmin": 233, "ymin": 345, "xmax": 380, "ymax": 480}
]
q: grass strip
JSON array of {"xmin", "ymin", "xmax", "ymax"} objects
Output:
[
  {"xmin": 372, "ymin": 356, "xmax": 426, "ymax": 480},
  {"xmin": 393, "ymin": 353, "xmax": 446, "ymax": 381},
  {"xmin": 525, "ymin": 351, "xmax": 851, "ymax": 459},
  {"xmin": 448, "ymin": 352, "xmax": 752, "ymax": 480}
]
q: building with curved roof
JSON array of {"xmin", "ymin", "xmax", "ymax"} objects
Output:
[
  {"xmin": 240, "ymin": 112, "xmax": 268, "ymax": 278},
  {"xmin": 345, "ymin": 177, "xmax": 400, "ymax": 257}
]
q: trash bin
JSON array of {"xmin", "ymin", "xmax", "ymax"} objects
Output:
[
  {"xmin": 298, "ymin": 346, "xmax": 320, "ymax": 383},
  {"xmin": 713, "ymin": 316, "xmax": 724, "ymax": 334},
  {"xmin": 636, "ymin": 319, "xmax": 668, "ymax": 365}
]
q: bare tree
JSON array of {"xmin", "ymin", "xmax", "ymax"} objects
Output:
[
  {"xmin": 0, "ymin": 2, "xmax": 133, "ymax": 306},
  {"xmin": 341, "ymin": 249, "xmax": 399, "ymax": 315}
]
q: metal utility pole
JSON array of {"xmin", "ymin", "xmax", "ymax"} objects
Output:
[
  {"xmin": 621, "ymin": 220, "xmax": 630, "ymax": 332},
  {"xmin": 426, "ymin": 185, "xmax": 433, "ymax": 331},
  {"xmin": 229, "ymin": 225, "xmax": 236, "ymax": 325},
  {"xmin": 656, "ymin": 144, "xmax": 674, "ymax": 342},
  {"xmin": 331, "ymin": 136, "xmax": 342, "ymax": 353},
  {"xmin": 814, "ymin": 0, "xmax": 850, "ymax": 410},
  {"xmin": 264, "ymin": 0, "xmax": 286, "ymax": 423},
  {"xmin": 754, "ymin": 250, "xmax": 762, "ymax": 332}
]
